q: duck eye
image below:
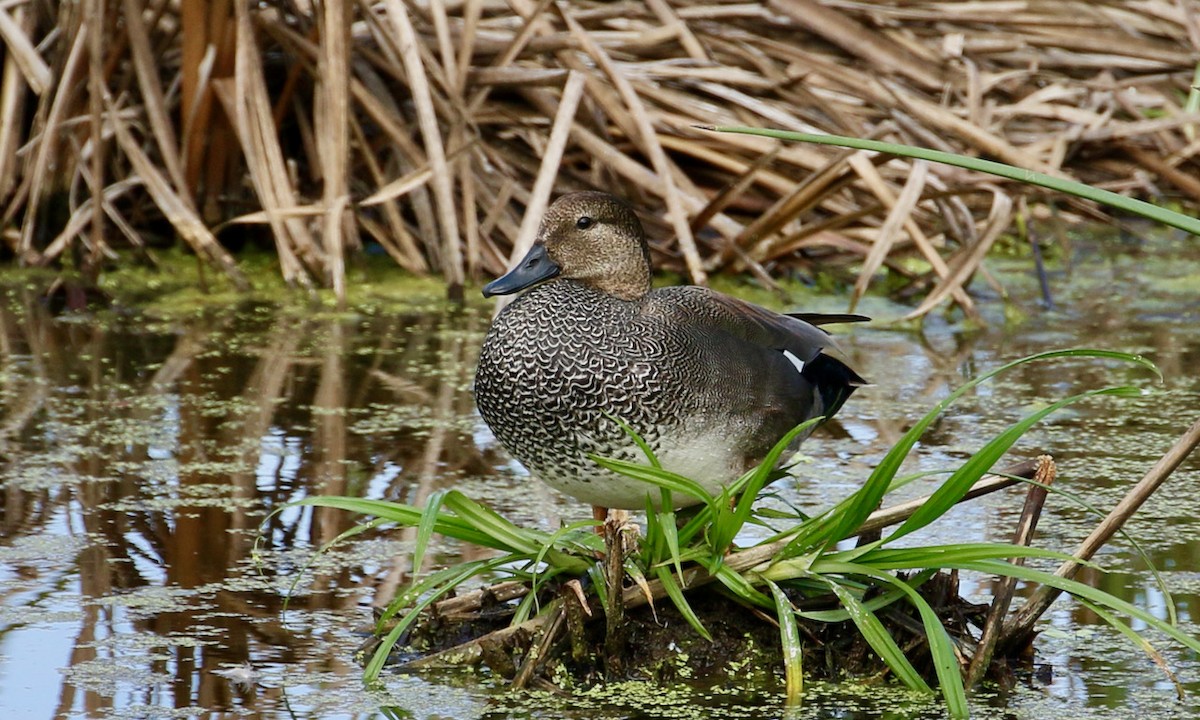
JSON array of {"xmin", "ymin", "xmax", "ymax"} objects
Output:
[{"xmin": 576, "ymin": 216, "xmax": 594, "ymax": 230}]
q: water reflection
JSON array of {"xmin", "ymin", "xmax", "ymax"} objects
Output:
[{"xmin": 0, "ymin": 233, "xmax": 1198, "ymax": 718}]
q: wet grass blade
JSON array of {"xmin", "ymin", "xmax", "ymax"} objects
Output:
[
  {"xmin": 953, "ymin": 560, "xmax": 1200, "ymax": 655},
  {"xmin": 885, "ymin": 386, "xmax": 1141, "ymax": 544},
  {"xmin": 819, "ymin": 561, "xmax": 966, "ymax": 717},
  {"xmin": 803, "ymin": 349, "xmax": 1157, "ymax": 554},
  {"xmin": 711, "ymin": 126, "xmax": 1200, "ymax": 237},
  {"xmin": 766, "ymin": 580, "xmax": 804, "ymax": 706},
  {"xmin": 410, "ymin": 489, "xmax": 448, "ymax": 588},
  {"xmin": 655, "ymin": 565, "xmax": 712, "ymax": 641},
  {"xmin": 590, "ymin": 454, "xmax": 716, "ymax": 508},
  {"xmin": 807, "ymin": 574, "xmax": 931, "ymax": 694}
]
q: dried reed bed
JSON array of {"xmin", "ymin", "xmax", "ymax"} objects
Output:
[{"xmin": 0, "ymin": 1, "xmax": 1197, "ymax": 315}]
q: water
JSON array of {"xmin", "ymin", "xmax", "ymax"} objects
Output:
[{"xmin": 0, "ymin": 229, "xmax": 1197, "ymax": 719}]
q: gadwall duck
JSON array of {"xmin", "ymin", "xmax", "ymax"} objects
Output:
[{"xmin": 475, "ymin": 192, "xmax": 865, "ymax": 516}]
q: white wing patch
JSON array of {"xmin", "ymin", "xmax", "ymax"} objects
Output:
[{"xmin": 782, "ymin": 349, "xmax": 806, "ymax": 375}]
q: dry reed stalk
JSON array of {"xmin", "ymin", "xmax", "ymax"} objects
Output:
[
  {"xmin": 905, "ymin": 189, "xmax": 1014, "ymax": 320},
  {"xmin": 122, "ymin": 0, "xmax": 186, "ymax": 193},
  {"xmin": 228, "ymin": 1, "xmax": 324, "ymax": 287},
  {"xmin": 319, "ymin": 0, "xmax": 352, "ymax": 302},
  {"xmin": 388, "ymin": 0, "xmax": 464, "ymax": 297},
  {"xmin": 85, "ymin": 0, "xmax": 106, "ymax": 275},
  {"xmin": 0, "ymin": 12, "xmax": 29, "ymax": 204},
  {"xmin": 0, "ymin": 4, "xmax": 51, "ymax": 95},
  {"xmin": 0, "ymin": 1, "xmax": 1196, "ymax": 314},
  {"xmin": 108, "ymin": 100, "xmax": 248, "ymax": 289},
  {"xmin": 508, "ymin": 70, "xmax": 586, "ymax": 264}
]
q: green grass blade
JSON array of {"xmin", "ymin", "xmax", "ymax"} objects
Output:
[
  {"xmin": 1079, "ymin": 598, "xmax": 1184, "ymax": 699},
  {"xmin": 643, "ymin": 494, "xmax": 664, "ymax": 562},
  {"xmin": 590, "ymin": 454, "xmax": 717, "ymax": 508},
  {"xmin": 766, "ymin": 580, "xmax": 804, "ymax": 705},
  {"xmin": 604, "ymin": 412, "xmax": 663, "ymax": 470},
  {"xmin": 511, "ymin": 585, "xmax": 540, "ymax": 625},
  {"xmin": 806, "ymin": 350, "xmax": 1156, "ymax": 553},
  {"xmin": 410, "ymin": 490, "xmax": 448, "ymax": 589},
  {"xmin": 808, "ymin": 575, "xmax": 931, "ymax": 694},
  {"xmin": 833, "ymin": 542, "xmax": 1084, "ymax": 571},
  {"xmin": 588, "ymin": 564, "xmax": 608, "ymax": 608},
  {"xmin": 713, "ymin": 563, "xmax": 773, "ymax": 607},
  {"xmin": 887, "ymin": 385, "xmax": 1140, "ymax": 544},
  {"xmin": 796, "ymin": 569, "xmax": 937, "ymax": 623},
  {"xmin": 276, "ymin": 516, "xmax": 387, "ymax": 613},
  {"xmin": 365, "ymin": 556, "xmax": 511, "ymax": 681},
  {"xmin": 440, "ymin": 491, "xmax": 542, "ymax": 555},
  {"xmin": 711, "ymin": 418, "xmax": 823, "ymax": 553},
  {"xmin": 820, "ymin": 562, "xmax": 967, "ymax": 717},
  {"xmin": 532, "ymin": 519, "xmax": 600, "ymax": 590},
  {"xmin": 711, "ymin": 126, "xmax": 1200, "ymax": 237},
  {"xmin": 659, "ymin": 507, "xmax": 685, "ymax": 580},
  {"xmin": 1010, "ymin": 474, "xmax": 1180, "ymax": 628},
  {"xmin": 292, "ymin": 496, "xmax": 496, "ymax": 547},
  {"xmin": 953, "ymin": 560, "xmax": 1200, "ymax": 655},
  {"xmin": 655, "ymin": 565, "xmax": 712, "ymax": 641}
]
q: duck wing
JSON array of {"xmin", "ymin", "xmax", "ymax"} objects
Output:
[
  {"xmin": 649, "ymin": 287, "xmax": 858, "ymax": 364},
  {"xmin": 644, "ymin": 286, "xmax": 867, "ymax": 420}
]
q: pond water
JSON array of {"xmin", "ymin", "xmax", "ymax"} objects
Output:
[{"xmin": 1, "ymin": 228, "xmax": 1198, "ymax": 720}]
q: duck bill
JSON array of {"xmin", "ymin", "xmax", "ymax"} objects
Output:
[{"xmin": 482, "ymin": 243, "xmax": 561, "ymax": 297}]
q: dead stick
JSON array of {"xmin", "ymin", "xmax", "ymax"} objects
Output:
[
  {"xmin": 433, "ymin": 581, "xmax": 529, "ymax": 617},
  {"xmin": 603, "ymin": 511, "xmax": 633, "ymax": 678},
  {"xmin": 403, "ymin": 460, "xmax": 1037, "ymax": 670},
  {"xmin": 965, "ymin": 455, "xmax": 1056, "ymax": 690},
  {"xmin": 998, "ymin": 417, "xmax": 1200, "ymax": 652},
  {"xmin": 511, "ymin": 604, "xmax": 565, "ymax": 689}
]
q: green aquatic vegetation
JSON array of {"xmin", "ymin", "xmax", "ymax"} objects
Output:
[
  {"xmin": 712, "ymin": 127, "xmax": 1200, "ymax": 238},
  {"xmin": 291, "ymin": 349, "xmax": 1199, "ymax": 718}
]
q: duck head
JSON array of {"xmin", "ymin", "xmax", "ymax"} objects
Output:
[{"xmin": 483, "ymin": 192, "xmax": 653, "ymax": 301}]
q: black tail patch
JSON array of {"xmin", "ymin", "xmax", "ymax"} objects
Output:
[{"xmin": 802, "ymin": 353, "xmax": 868, "ymax": 420}]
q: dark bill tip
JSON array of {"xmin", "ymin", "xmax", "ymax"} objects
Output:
[{"xmin": 482, "ymin": 243, "xmax": 560, "ymax": 297}]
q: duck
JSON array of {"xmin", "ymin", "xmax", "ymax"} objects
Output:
[{"xmin": 474, "ymin": 191, "xmax": 865, "ymax": 518}]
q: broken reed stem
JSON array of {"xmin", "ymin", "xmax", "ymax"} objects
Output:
[
  {"xmin": 965, "ymin": 454, "xmax": 1056, "ymax": 690},
  {"xmin": 387, "ymin": 0, "xmax": 463, "ymax": 301},
  {"xmin": 404, "ymin": 460, "xmax": 1037, "ymax": 670},
  {"xmin": 319, "ymin": 0, "xmax": 351, "ymax": 304},
  {"xmin": 510, "ymin": 604, "xmax": 564, "ymax": 689},
  {"xmin": 602, "ymin": 510, "xmax": 631, "ymax": 678},
  {"xmin": 997, "ymin": 416, "xmax": 1200, "ymax": 652}
]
